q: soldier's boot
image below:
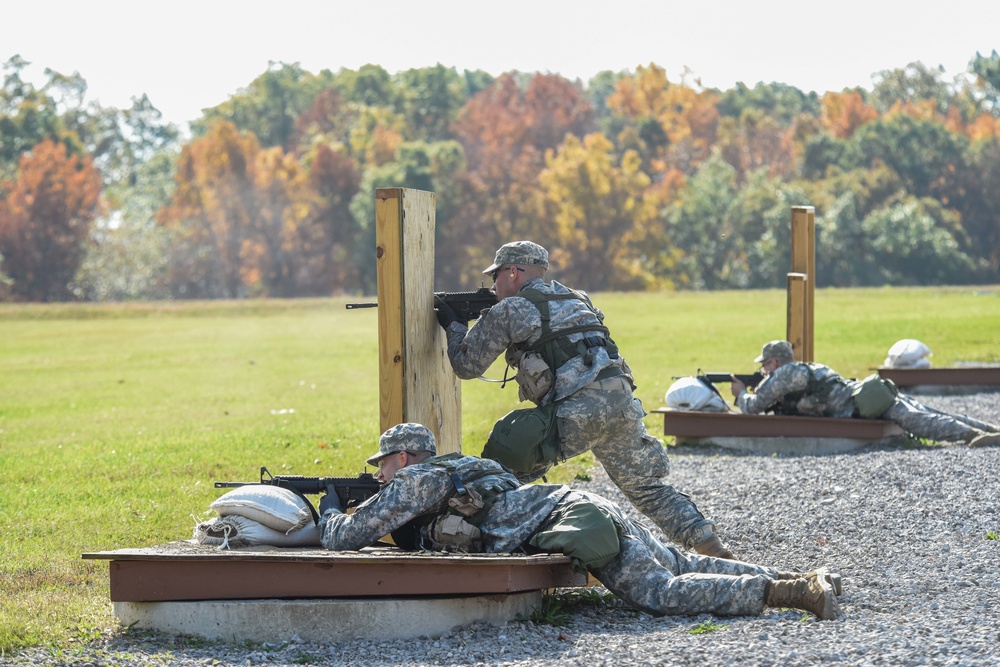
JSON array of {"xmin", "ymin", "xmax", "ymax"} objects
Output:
[
  {"xmin": 968, "ymin": 432, "xmax": 1000, "ymax": 448},
  {"xmin": 765, "ymin": 577, "xmax": 841, "ymax": 620},
  {"xmin": 693, "ymin": 534, "xmax": 735, "ymax": 560},
  {"xmin": 773, "ymin": 567, "xmax": 843, "ymax": 596}
]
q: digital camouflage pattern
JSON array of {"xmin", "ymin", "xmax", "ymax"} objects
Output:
[
  {"xmin": 443, "ymin": 277, "xmax": 719, "ymax": 549},
  {"xmin": 320, "ymin": 455, "xmax": 779, "ymax": 617},
  {"xmin": 366, "ymin": 422, "xmax": 438, "ymax": 466},
  {"xmin": 320, "ymin": 454, "xmax": 567, "ymax": 553},
  {"xmin": 738, "ymin": 361, "xmax": 999, "ymax": 442},
  {"xmin": 482, "ymin": 240, "xmax": 549, "ymax": 274}
]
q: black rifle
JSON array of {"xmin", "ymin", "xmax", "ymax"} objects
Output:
[
  {"xmin": 699, "ymin": 371, "xmax": 766, "ymax": 390},
  {"xmin": 346, "ymin": 287, "xmax": 498, "ymax": 322},
  {"xmin": 215, "ymin": 467, "xmax": 382, "ymax": 522}
]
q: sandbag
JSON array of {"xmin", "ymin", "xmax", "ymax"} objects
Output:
[
  {"xmin": 194, "ymin": 515, "xmax": 321, "ymax": 549},
  {"xmin": 665, "ymin": 377, "xmax": 729, "ymax": 412},
  {"xmin": 884, "ymin": 339, "xmax": 932, "ymax": 369},
  {"xmin": 210, "ymin": 484, "xmax": 311, "ymax": 534}
]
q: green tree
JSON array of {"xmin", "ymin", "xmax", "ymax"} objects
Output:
[{"xmin": 196, "ymin": 62, "xmax": 330, "ymax": 149}]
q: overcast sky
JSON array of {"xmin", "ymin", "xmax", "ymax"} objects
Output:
[{"xmin": 4, "ymin": 0, "xmax": 999, "ymax": 128}]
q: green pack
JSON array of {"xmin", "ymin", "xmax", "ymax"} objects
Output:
[
  {"xmin": 528, "ymin": 498, "xmax": 621, "ymax": 571},
  {"xmin": 851, "ymin": 374, "xmax": 899, "ymax": 418},
  {"xmin": 482, "ymin": 402, "xmax": 560, "ymax": 473}
]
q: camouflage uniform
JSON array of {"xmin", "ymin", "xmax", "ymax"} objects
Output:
[
  {"xmin": 442, "ymin": 275, "xmax": 719, "ymax": 551},
  {"xmin": 319, "ymin": 453, "xmax": 778, "ymax": 617},
  {"xmin": 738, "ymin": 361, "xmax": 997, "ymax": 442}
]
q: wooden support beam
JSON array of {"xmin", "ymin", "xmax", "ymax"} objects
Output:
[
  {"xmin": 652, "ymin": 408, "xmax": 904, "ymax": 439},
  {"xmin": 790, "ymin": 206, "xmax": 815, "ymax": 361},
  {"xmin": 83, "ymin": 543, "xmax": 586, "ymax": 602},
  {"xmin": 786, "ymin": 272, "xmax": 807, "ymax": 361},
  {"xmin": 374, "ymin": 188, "xmax": 462, "ymax": 454}
]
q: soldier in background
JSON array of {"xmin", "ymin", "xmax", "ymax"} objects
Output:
[
  {"xmin": 733, "ymin": 340, "xmax": 1000, "ymax": 448},
  {"xmin": 318, "ymin": 423, "xmax": 844, "ymax": 621},
  {"xmin": 435, "ymin": 240, "xmax": 734, "ymax": 559}
]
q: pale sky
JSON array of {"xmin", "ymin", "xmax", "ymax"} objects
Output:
[{"xmin": 4, "ymin": 0, "xmax": 999, "ymax": 129}]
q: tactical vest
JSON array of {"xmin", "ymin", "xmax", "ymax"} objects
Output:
[
  {"xmin": 777, "ymin": 362, "xmax": 847, "ymax": 415},
  {"xmin": 513, "ymin": 286, "xmax": 620, "ymax": 376},
  {"xmin": 393, "ymin": 454, "xmax": 519, "ymax": 552}
]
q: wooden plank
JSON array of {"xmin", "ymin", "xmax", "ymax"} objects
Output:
[
  {"xmin": 374, "ymin": 188, "xmax": 462, "ymax": 454},
  {"xmin": 652, "ymin": 408, "xmax": 904, "ymax": 439},
  {"xmin": 375, "ymin": 189, "xmax": 405, "ymax": 430},
  {"xmin": 398, "ymin": 188, "xmax": 462, "ymax": 455},
  {"xmin": 83, "ymin": 543, "xmax": 585, "ymax": 602},
  {"xmin": 790, "ymin": 206, "xmax": 815, "ymax": 362},
  {"xmin": 786, "ymin": 273, "xmax": 806, "ymax": 360},
  {"xmin": 877, "ymin": 367, "xmax": 1000, "ymax": 387}
]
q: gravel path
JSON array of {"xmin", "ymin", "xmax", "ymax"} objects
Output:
[{"xmin": 6, "ymin": 392, "xmax": 999, "ymax": 666}]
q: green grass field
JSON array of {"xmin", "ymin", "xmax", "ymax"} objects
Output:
[{"xmin": 1, "ymin": 286, "xmax": 998, "ymax": 653}]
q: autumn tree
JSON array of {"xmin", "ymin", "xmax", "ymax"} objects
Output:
[
  {"xmin": 0, "ymin": 140, "xmax": 102, "ymax": 301},
  {"xmin": 302, "ymin": 143, "xmax": 361, "ymax": 293},
  {"xmin": 535, "ymin": 133, "xmax": 661, "ymax": 289},
  {"xmin": 450, "ymin": 73, "xmax": 595, "ymax": 274},
  {"xmin": 820, "ymin": 90, "xmax": 879, "ymax": 139}
]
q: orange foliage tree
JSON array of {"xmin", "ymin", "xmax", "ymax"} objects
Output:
[
  {"xmin": 820, "ymin": 90, "xmax": 879, "ymax": 139},
  {"xmin": 158, "ymin": 119, "xmax": 340, "ymax": 297},
  {"xmin": 0, "ymin": 140, "xmax": 102, "ymax": 301}
]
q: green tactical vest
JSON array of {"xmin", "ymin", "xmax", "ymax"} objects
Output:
[{"xmin": 513, "ymin": 286, "xmax": 619, "ymax": 375}]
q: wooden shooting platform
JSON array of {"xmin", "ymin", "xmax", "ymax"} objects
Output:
[
  {"xmin": 83, "ymin": 541, "xmax": 585, "ymax": 602},
  {"xmin": 652, "ymin": 408, "xmax": 906, "ymax": 454},
  {"xmin": 83, "ymin": 542, "xmax": 586, "ymax": 643},
  {"xmin": 877, "ymin": 366, "xmax": 1000, "ymax": 395}
]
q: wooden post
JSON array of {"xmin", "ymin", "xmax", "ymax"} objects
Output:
[
  {"xmin": 789, "ymin": 206, "xmax": 815, "ymax": 362},
  {"xmin": 786, "ymin": 273, "xmax": 807, "ymax": 361},
  {"xmin": 374, "ymin": 188, "xmax": 462, "ymax": 454}
]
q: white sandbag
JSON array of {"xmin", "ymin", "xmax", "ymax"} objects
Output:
[
  {"xmin": 194, "ymin": 515, "xmax": 321, "ymax": 549},
  {"xmin": 884, "ymin": 339, "xmax": 932, "ymax": 369},
  {"xmin": 210, "ymin": 484, "xmax": 311, "ymax": 533},
  {"xmin": 665, "ymin": 377, "xmax": 729, "ymax": 412}
]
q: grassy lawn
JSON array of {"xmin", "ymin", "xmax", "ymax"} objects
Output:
[{"xmin": 1, "ymin": 286, "xmax": 998, "ymax": 652}]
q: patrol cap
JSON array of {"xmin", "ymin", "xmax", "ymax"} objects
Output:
[
  {"xmin": 754, "ymin": 340, "xmax": 794, "ymax": 363},
  {"xmin": 366, "ymin": 423, "xmax": 437, "ymax": 466},
  {"xmin": 482, "ymin": 240, "xmax": 549, "ymax": 275}
]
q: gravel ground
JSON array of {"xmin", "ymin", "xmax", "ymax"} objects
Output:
[{"xmin": 6, "ymin": 392, "xmax": 1000, "ymax": 667}]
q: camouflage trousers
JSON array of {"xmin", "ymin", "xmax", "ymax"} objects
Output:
[
  {"xmin": 567, "ymin": 491, "xmax": 777, "ymax": 617},
  {"xmin": 884, "ymin": 394, "xmax": 999, "ymax": 442},
  {"xmin": 522, "ymin": 376, "xmax": 717, "ymax": 550}
]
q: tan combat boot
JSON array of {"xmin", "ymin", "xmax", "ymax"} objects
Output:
[
  {"xmin": 694, "ymin": 534, "xmax": 735, "ymax": 560},
  {"xmin": 968, "ymin": 432, "xmax": 1000, "ymax": 448},
  {"xmin": 774, "ymin": 567, "xmax": 843, "ymax": 596},
  {"xmin": 765, "ymin": 576, "xmax": 841, "ymax": 620}
]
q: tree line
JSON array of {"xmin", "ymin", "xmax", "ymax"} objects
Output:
[{"xmin": 2, "ymin": 52, "xmax": 1000, "ymax": 301}]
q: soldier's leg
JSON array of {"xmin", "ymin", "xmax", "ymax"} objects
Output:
[
  {"xmin": 884, "ymin": 395, "xmax": 988, "ymax": 442},
  {"xmin": 590, "ymin": 529, "xmax": 770, "ymax": 617}
]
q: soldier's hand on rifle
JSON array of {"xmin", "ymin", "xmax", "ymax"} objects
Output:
[
  {"xmin": 730, "ymin": 377, "xmax": 747, "ymax": 399},
  {"xmin": 319, "ymin": 490, "xmax": 342, "ymax": 515},
  {"xmin": 434, "ymin": 296, "xmax": 465, "ymax": 329}
]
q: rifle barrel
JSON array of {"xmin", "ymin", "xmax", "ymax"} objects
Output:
[{"xmin": 345, "ymin": 302, "xmax": 378, "ymax": 309}]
